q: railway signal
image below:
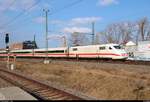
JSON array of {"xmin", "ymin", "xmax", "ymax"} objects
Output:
[
  {"xmin": 5, "ymin": 33, "xmax": 10, "ymax": 68},
  {"xmin": 5, "ymin": 33, "xmax": 9, "ymax": 44},
  {"xmin": 5, "ymin": 33, "xmax": 9, "ymax": 50}
]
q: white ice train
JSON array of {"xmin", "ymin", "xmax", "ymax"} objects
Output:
[{"xmin": 0, "ymin": 44, "xmax": 128, "ymax": 60}]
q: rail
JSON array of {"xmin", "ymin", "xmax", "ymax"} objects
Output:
[
  {"xmin": 7, "ymin": 57, "xmax": 150, "ymax": 66},
  {"xmin": 0, "ymin": 68, "xmax": 97, "ymax": 100}
]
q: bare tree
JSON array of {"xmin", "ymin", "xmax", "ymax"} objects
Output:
[
  {"xmin": 98, "ymin": 17, "xmax": 150, "ymax": 44},
  {"xmin": 95, "ymin": 33, "xmax": 100, "ymax": 44},
  {"xmin": 118, "ymin": 22, "xmax": 134, "ymax": 44},
  {"xmin": 137, "ymin": 17, "xmax": 150, "ymax": 41},
  {"xmin": 102, "ymin": 23, "xmax": 120, "ymax": 44},
  {"xmin": 101, "ymin": 22, "xmax": 134, "ymax": 44},
  {"xmin": 69, "ymin": 32, "xmax": 89, "ymax": 47}
]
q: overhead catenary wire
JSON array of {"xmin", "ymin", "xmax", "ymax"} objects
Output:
[
  {"xmin": 0, "ymin": 0, "xmax": 16, "ymax": 29},
  {"xmin": 42, "ymin": 0, "xmax": 84, "ymax": 15},
  {"xmin": 2, "ymin": 0, "xmax": 149, "ymax": 35},
  {"xmin": 3, "ymin": 0, "xmax": 17, "ymax": 12},
  {"xmin": 1, "ymin": 0, "xmax": 85, "ymax": 33},
  {"xmin": 0, "ymin": 0, "xmax": 41, "ymax": 30},
  {"xmin": 50, "ymin": 0, "xmax": 84, "ymax": 15}
]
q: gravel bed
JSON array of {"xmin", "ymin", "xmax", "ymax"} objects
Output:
[
  {"xmin": 0, "ymin": 78, "xmax": 13, "ymax": 88},
  {"xmin": 1, "ymin": 60, "xmax": 150, "ymax": 100}
]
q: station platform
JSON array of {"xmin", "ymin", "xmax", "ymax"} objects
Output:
[{"xmin": 0, "ymin": 87, "xmax": 37, "ymax": 100}]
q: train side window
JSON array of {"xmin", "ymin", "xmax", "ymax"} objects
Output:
[
  {"xmin": 99, "ymin": 47, "xmax": 106, "ymax": 50},
  {"xmin": 13, "ymin": 51, "xmax": 31, "ymax": 54},
  {"xmin": 114, "ymin": 46, "xmax": 122, "ymax": 49},
  {"xmin": 73, "ymin": 48, "xmax": 78, "ymax": 51},
  {"xmin": 35, "ymin": 50, "xmax": 64, "ymax": 53}
]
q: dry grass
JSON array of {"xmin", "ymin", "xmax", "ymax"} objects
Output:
[{"xmin": 1, "ymin": 60, "xmax": 150, "ymax": 100}]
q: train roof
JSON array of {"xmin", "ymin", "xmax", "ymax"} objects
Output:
[
  {"xmin": 10, "ymin": 47, "xmax": 67, "ymax": 52},
  {"xmin": 0, "ymin": 44, "xmax": 121, "ymax": 52},
  {"xmin": 70, "ymin": 44, "xmax": 120, "ymax": 48},
  {"xmin": 11, "ymin": 49, "xmax": 32, "ymax": 52},
  {"xmin": 34, "ymin": 47, "xmax": 67, "ymax": 52},
  {"xmin": 0, "ymin": 50, "xmax": 6, "ymax": 53}
]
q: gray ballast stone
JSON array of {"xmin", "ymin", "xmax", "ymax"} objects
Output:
[
  {"xmin": 0, "ymin": 93, "xmax": 6, "ymax": 100},
  {"xmin": 0, "ymin": 87, "xmax": 37, "ymax": 100}
]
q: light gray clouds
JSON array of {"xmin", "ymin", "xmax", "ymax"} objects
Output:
[
  {"xmin": 0, "ymin": 0, "xmax": 37, "ymax": 12},
  {"xmin": 63, "ymin": 27, "xmax": 91, "ymax": 33},
  {"xmin": 97, "ymin": 0, "xmax": 119, "ymax": 6}
]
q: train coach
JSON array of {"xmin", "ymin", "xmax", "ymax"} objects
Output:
[
  {"xmin": 0, "ymin": 44, "xmax": 128, "ymax": 60},
  {"xmin": 69, "ymin": 44, "xmax": 128, "ymax": 60}
]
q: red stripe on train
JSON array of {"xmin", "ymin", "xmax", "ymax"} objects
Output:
[{"xmin": 0, "ymin": 53, "xmax": 122, "ymax": 56}]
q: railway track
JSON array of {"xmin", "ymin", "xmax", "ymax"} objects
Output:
[
  {"xmin": 0, "ymin": 68, "xmax": 97, "ymax": 100},
  {"xmin": 9, "ymin": 57, "xmax": 150, "ymax": 66}
]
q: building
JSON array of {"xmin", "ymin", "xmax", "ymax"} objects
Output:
[
  {"xmin": 135, "ymin": 41, "xmax": 150, "ymax": 61},
  {"xmin": 0, "ymin": 48, "xmax": 5, "ymax": 51},
  {"xmin": 125, "ymin": 41, "xmax": 137, "ymax": 58},
  {"xmin": 22, "ymin": 41, "xmax": 38, "ymax": 49},
  {"xmin": 9, "ymin": 41, "xmax": 38, "ymax": 50},
  {"xmin": 125, "ymin": 41, "xmax": 150, "ymax": 61},
  {"xmin": 10, "ymin": 43, "xmax": 23, "ymax": 50}
]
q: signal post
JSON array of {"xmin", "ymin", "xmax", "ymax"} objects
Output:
[{"xmin": 5, "ymin": 33, "xmax": 10, "ymax": 69}]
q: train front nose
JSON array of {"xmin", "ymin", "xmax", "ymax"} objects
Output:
[
  {"xmin": 121, "ymin": 53, "xmax": 128, "ymax": 57},
  {"xmin": 118, "ymin": 50, "xmax": 129, "ymax": 59}
]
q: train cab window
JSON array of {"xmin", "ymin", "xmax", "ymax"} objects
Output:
[
  {"xmin": 99, "ymin": 47, "xmax": 106, "ymax": 50},
  {"xmin": 114, "ymin": 46, "xmax": 122, "ymax": 49},
  {"xmin": 73, "ymin": 48, "xmax": 78, "ymax": 51}
]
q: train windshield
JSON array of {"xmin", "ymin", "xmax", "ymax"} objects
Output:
[{"xmin": 113, "ymin": 46, "xmax": 122, "ymax": 49}]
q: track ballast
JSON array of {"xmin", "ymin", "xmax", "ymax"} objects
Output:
[{"xmin": 0, "ymin": 68, "xmax": 96, "ymax": 100}]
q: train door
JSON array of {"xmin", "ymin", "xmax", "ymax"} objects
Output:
[
  {"xmin": 107, "ymin": 46, "xmax": 113, "ymax": 59},
  {"xmin": 66, "ymin": 47, "xmax": 70, "ymax": 58},
  {"xmin": 98, "ymin": 46, "xmax": 106, "ymax": 58},
  {"xmin": 69, "ymin": 47, "xmax": 78, "ymax": 58}
]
